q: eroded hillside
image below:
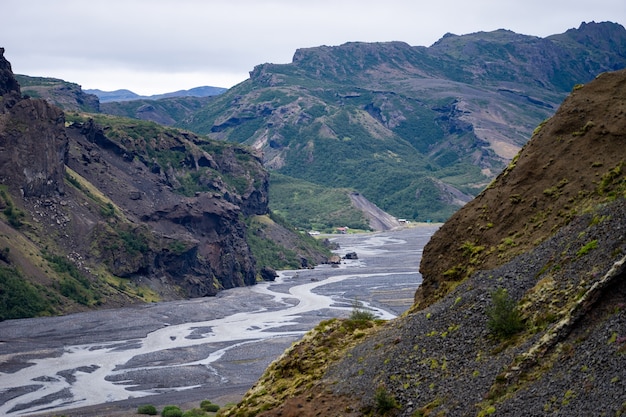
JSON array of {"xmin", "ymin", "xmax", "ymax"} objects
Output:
[{"xmin": 221, "ymin": 69, "xmax": 626, "ymax": 416}]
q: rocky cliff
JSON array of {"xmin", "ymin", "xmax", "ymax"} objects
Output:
[
  {"xmin": 0, "ymin": 49, "xmax": 328, "ymax": 320},
  {"xmin": 223, "ymin": 70, "xmax": 626, "ymax": 416}
]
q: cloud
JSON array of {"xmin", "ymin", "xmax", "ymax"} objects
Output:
[{"xmin": 2, "ymin": 0, "xmax": 624, "ymax": 94}]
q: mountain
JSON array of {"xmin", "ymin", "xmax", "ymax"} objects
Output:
[
  {"xmin": 224, "ymin": 68, "xmax": 626, "ymax": 416},
  {"xmin": 174, "ymin": 21, "xmax": 626, "ymax": 223},
  {"xmin": 85, "ymin": 85, "xmax": 227, "ymax": 102},
  {"xmin": 0, "ymin": 49, "xmax": 329, "ymax": 320}
]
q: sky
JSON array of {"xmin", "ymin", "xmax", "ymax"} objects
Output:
[{"xmin": 2, "ymin": 0, "xmax": 625, "ymax": 96}]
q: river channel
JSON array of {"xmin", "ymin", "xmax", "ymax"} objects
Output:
[{"xmin": 0, "ymin": 225, "xmax": 438, "ymax": 416}]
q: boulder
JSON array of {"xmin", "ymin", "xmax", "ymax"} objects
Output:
[{"xmin": 260, "ymin": 266, "xmax": 278, "ymax": 281}]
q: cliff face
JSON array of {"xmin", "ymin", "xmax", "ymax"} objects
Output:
[
  {"xmin": 0, "ymin": 50, "xmax": 67, "ymax": 199},
  {"xmin": 225, "ymin": 70, "xmax": 626, "ymax": 416},
  {"xmin": 0, "ymin": 49, "xmax": 318, "ymax": 319}
]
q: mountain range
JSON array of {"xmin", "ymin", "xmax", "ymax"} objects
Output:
[
  {"xmin": 85, "ymin": 85, "xmax": 227, "ymax": 102},
  {"xmin": 19, "ymin": 21, "xmax": 626, "ymax": 228},
  {"xmin": 2, "ymin": 18, "xmax": 626, "ymax": 416}
]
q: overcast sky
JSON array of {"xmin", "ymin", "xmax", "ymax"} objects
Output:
[{"xmin": 2, "ymin": 0, "xmax": 625, "ymax": 95}]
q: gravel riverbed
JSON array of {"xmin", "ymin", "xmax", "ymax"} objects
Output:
[{"xmin": 0, "ymin": 225, "xmax": 438, "ymax": 417}]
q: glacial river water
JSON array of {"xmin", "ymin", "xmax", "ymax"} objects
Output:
[{"xmin": 0, "ymin": 225, "xmax": 438, "ymax": 416}]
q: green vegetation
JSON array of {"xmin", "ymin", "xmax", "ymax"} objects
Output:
[
  {"xmin": 0, "ymin": 187, "xmax": 25, "ymax": 228},
  {"xmin": 576, "ymin": 239, "xmax": 598, "ymax": 257},
  {"xmin": 137, "ymin": 404, "xmax": 158, "ymax": 415},
  {"xmin": 137, "ymin": 402, "xmax": 219, "ymax": 417},
  {"xmin": 0, "ymin": 266, "xmax": 54, "ymax": 320},
  {"xmin": 374, "ymin": 386, "xmax": 400, "ymax": 415},
  {"xmin": 200, "ymin": 400, "xmax": 220, "ymax": 412},
  {"xmin": 245, "ymin": 212, "xmax": 331, "ymax": 273},
  {"xmin": 269, "ymin": 172, "xmax": 369, "ymax": 231},
  {"xmin": 487, "ymin": 288, "xmax": 524, "ymax": 340},
  {"xmin": 45, "ymin": 253, "xmax": 100, "ymax": 306},
  {"xmin": 349, "ymin": 299, "xmax": 377, "ymax": 321},
  {"xmin": 162, "ymin": 405, "xmax": 183, "ymax": 417}
]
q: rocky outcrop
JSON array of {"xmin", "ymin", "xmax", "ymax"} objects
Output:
[
  {"xmin": 15, "ymin": 74, "xmax": 100, "ymax": 112},
  {"xmin": 0, "ymin": 49, "xmax": 68, "ymax": 198},
  {"xmin": 63, "ymin": 117, "xmax": 266, "ymax": 297},
  {"xmin": 417, "ymin": 68, "xmax": 626, "ymax": 308},
  {"xmin": 0, "ymin": 48, "xmax": 19, "ymax": 95}
]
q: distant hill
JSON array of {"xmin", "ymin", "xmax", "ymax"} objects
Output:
[
  {"xmin": 176, "ymin": 21, "xmax": 626, "ymax": 222},
  {"xmin": 85, "ymin": 85, "xmax": 227, "ymax": 102}
]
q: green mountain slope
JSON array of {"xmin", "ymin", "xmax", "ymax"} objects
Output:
[{"xmin": 177, "ymin": 21, "xmax": 626, "ymax": 223}]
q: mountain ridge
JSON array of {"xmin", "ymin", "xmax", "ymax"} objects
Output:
[
  {"xmin": 17, "ymin": 22, "xmax": 626, "ymax": 226},
  {"xmin": 176, "ymin": 21, "xmax": 626, "ymax": 223}
]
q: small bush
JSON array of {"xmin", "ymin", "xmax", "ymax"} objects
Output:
[
  {"xmin": 577, "ymin": 239, "xmax": 598, "ymax": 257},
  {"xmin": 200, "ymin": 400, "xmax": 220, "ymax": 412},
  {"xmin": 137, "ymin": 404, "xmax": 158, "ymax": 415},
  {"xmin": 162, "ymin": 405, "xmax": 183, "ymax": 417},
  {"xmin": 349, "ymin": 299, "xmax": 376, "ymax": 321},
  {"xmin": 374, "ymin": 386, "xmax": 399, "ymax": 414},
  {"xmin": 487, "ymin": 288, "xmax": 524, "ymax": 340}
]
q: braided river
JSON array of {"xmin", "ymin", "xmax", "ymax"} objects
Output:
[{"xmin": 0, "ymin": 225, "xmax": 438, "ymax": 416}]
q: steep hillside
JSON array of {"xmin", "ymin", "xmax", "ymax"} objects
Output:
[
  {"xmin": 0, "ymin": 50, "xmax": 329, "ymax": 320},
  {"xmin": 178, "ymin": 21, "xmax": 626, "ymax": 223},
  {"xmin": 221, "ymin": 69, "xmax": 626, "ymax": 416}
]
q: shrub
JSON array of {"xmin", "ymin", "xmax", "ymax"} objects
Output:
[
  {"xmin": 487, "ymin": 288, "xmax": 524, "ymax": 340},
  {"xmin": 577, "ymin": 239, "xmax": 598, "ymax": 257},
  {"xmin": 137, "ymin": 404, "xmax": 158, "ymax": 415},
  {"xmin": 200, "ymin": 400, "xmax": 220, "ymax": 412},
  {"xmin": 161, "ymin": 405, "xmax": 183, "ymax": 417},
  {"xmin": 349, "ymin": 299, "xmax": 376, "ymax": 321},
  {"xmin": 374, "ymin": 386, "xmax": 399, "ymax": 414}
]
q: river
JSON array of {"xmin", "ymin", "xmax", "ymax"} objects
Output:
[{"xmin": 0, "ymin": 225, "xmax": 438, "ymax": 416}]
